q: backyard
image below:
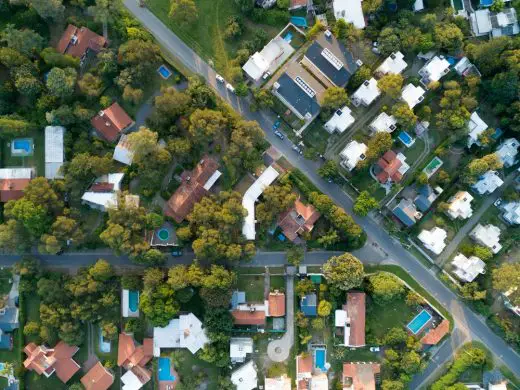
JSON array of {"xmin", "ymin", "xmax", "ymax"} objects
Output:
[
  {"xmin": 0, "ymin": 130, "xmax": 45, "ymax": 176},
  {"xmin": 235, "ymin": 274, "xmax": 266, "ymax": 302}
]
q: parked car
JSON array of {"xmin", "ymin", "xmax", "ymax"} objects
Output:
[
  {"xmin": 216, "ymin": 74, "xmax": 225, "ymax": 83},
  {"xmin": 369, "ymin": 346, "xmax": 380, "ymax": 352},
  {"xmin": 226, "ymin": 83, "xmax": 235, "ymax": 93},
  {"xmin": 292, "ymin": 145, "xmax": 303, "ymax": 155},
  {"xmin": 172, "ymin": 248, "xmax": 183, "ymax": 257},
  {"xmin": 273, "ymin": 120, "xmax": 281, "ymax": 130},
  {"xmin": 262, "ymin": 71, "xmax": 271, "ymax": 80},
  {"xmin": 274, "ymin": 130, "xmax": 284, "ymax": 140},
  {"xmin": 494, "ymin": 198, "xmax": 503, "ymax": 208}
]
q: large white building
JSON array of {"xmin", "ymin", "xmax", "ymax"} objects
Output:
[
  {"xmin": 44, "ymin": 126, "xmax": 65, "ymax": 179},
  {"xmin": 418, "ymin": 227, "xmax": 447, "ymax": 255},
  {"xmin": 81, "ymin": 173, "xmax": 125, "ymax": 212},
  {"xmin": 470, "ymin": 223, "xmax": 502, "ymax": 254},
  {"xmin": 242, "ymin": 36, "xmax": 295, "ymax": 81},
  {"xmin": 401, "ymin": 83, "xmax": 426, "ymax": 108},
  {"xmin": 418, "ymin": 56, "xmax": 451, "ymax": 86},
  {"xmin": 333, "ymin": 0, "xmax": 365, "ymax": 29},
  {"xmin": 352, "ymin": 78, "xmax": 380, "ymax": 107},
  {"xmin": 470, "ymin": 8, "xmax": 519, "ymax": 38},
  {"xmin": 324, "ymin": 106, "xmax": 355, "ymax": 134},
  {"xmin": 445, "ymin": 191, "xmax": 473, "ymax": 220},
  {"xmin": 451, "ymin": 253, "xmax": 486, "ymax": 283},
  {"xmin": 369, "ymin": 112, "xmax": 398, "ymax": 133},
  {"xmin": 467, "ymin": 112, "xmax": 489, "ymax": 148},
  {"xmin": 376, "ymin": 52, "xmax": 407, "ymax": 75},
  {"xmin": 113, "ymin": 134, "xmax": 134, "ymax": 166},
  {"xmin": 471, "ymin": 171, "xmax": 503, "ymax": 195},
  {"xmin": 496, "ymin": 138, "xmax": 519, "ymax": 168},
  {"xmin": 502, "ymin": 202, "xmax": 520, "ymax": 225},
  {"xmin": 339, "ymin": 140, "xmax": 367, "ymax": 171},
  {"xmin": 230, "ymin": 337, "xmax": 254, "ymax": 364},
  {"xmin": 231, "ymin": 361, "xmax": 258, "ymax": 390},
  {"xmin": 153, "ymin": 313, "xmax": 209, "ymax": 356},
  {"xmin": 265, "ymin": 375, "xmax": 291, "ymax": 390}
]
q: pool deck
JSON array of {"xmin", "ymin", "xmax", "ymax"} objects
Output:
[
  {"xmin": 407, "ymin": 310, "xmax": 433, "ymax": 335},
  {"xmin": 158, "ymin": 366, "xmax": 178, "ymax": 390}
]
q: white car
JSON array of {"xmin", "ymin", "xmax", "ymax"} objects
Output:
[
  {"xmin": 226, "ymin": 83, "xmax": 235, "ymax": 93},
  {"xmin": 216, "ymin": 74, "xmax": 225, "ymax": 83},
  {"xmin": 369, "ymin": 346, "xmax": 380, "ymax": 352}
]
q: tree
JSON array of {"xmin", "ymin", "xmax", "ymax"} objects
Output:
[
  {"xmin": 40, "ymin": 48, "xmax": 79, "ymax": 68},
  {"xmin": 360, "ymin": 132, "xmax": 393, "ymax": 167},
  {"xmin": 382, "ymin": 379, "xmax": 405, "ymax": 390},
  {"xmin": 167, "ymin": 138, "xmax": 191, "ymax": 160},
  {"xmin": 25, "ymin": 177, "xmax": 62, "ymax": 212},
  {"xmin": 69, "ymin": 383, "xmax": 84, "ymax": 390},
  {"xmin": 252, "ymin": 88, "xmax": 274, "ymax": 109},
  {"xmin": 492, "ymin": 262, "xmax": 520, "ymax": 306},
  {"xmin": 378, "ymin": 74, "xmax": 404, "ymax": 99},
  {"xmin": 123, "ymin": 85, "xmax": 144, "ymax": 105},
  {"xmin": 463, "ymin": 153, "xmax": 503, "ymax": 184},
  {"xmin": 317, "ymin": 160, "xmax": 339, "ymax": 180},
  {"xmin": 378, "ymin": 28, "xmax": 401, "ymax": 56},
  {"xmin": 317, "ymin": 229, "xmax": 339, "ymax": 248},
  {"xmin": 363, "ymin": 0, "xmax": 383, "ymax": 13},
  {"xmin": 323, "ymin": 253, "xmax": 364, "ymax": 291},
  {"xmin": 13, "ymin": 65, "xmax": 42, "ymax": 98},
  {"xmin": 1, "ymin": 25, "xmax": 44, "ymax": 57},
  {"xmin": 368, "ymin": 272, "xmax": 405, "ymax": 304},
  {"xmin": 169, "ymin": 0, "xmax": 198, "ymax": 26},
  {"xmin": 383, "ymin": 327, "xmax": 408, "ymax": 346},
  {"xmin": 30, "ymin": 0, "xmax": 65, "ymax": 20},
  {"xmin": 78, "ymin": 73, "xmax": 103, "ymax": 98},
  {"xmin": 46, "ymin": 67, "xmax": 77, "ymax": 99},
  {"xmin": 153, "ymin": 86, "xmax": 191, "ymax": 122},
  {"xmin": 0, "ymin": 116, "xmax": 31, "ymax": 138},
  {"xmin": 311, "ymin": 317, "xmax": 325, "ymax": 330},
  {"xmin": 88, "ymin": 0, "xmax": 122, "ymax": 26},
  {"xmin": 434, "ymin": 23, "xmax": 463, "ymax": 50},
  {"xmin": 224, "ymin": 16, "xmax": 243, "ymax": 39},
  {"xmin": 101, "ymin": 321, "xmax": 118, "ymax": 340},
  {"xmin": 307, "ymin": 21, "xmax": 325, "ymax": 40},
  {"xmin": 317, "ymin": 300, "xmax": 332, "ymax": 317},
  {"xmin": 24, "ymin": 321, "xmax": 40, "ymax": 336},
  {"xmin": 256, "ymin": 183, "xmax": 296, "ymax": 226},
  {"xmin": 287, "ymin": 246, "xmax": 304, "ymax": 266},
  {"xmin": 5, "ymin": 198, "xmax": 51, "ymax": 239},
  {"xmin": 353, "ymin": 191, "xmax": 378, "ymax": 216},
  {"xmin": 295, "ymin": 278, "xmax": 314, "ymax": 297},
  {"xmin": 401, "ymin": 350, "xmax": 422, "ymax": 374},
  {"xmin": 126, "ymin": 127, "xmax": 161, "ymax": 164},
  {"xmin": 392, "ymin": 102, "xmax": 418, "ymax": 129},
  {"xmin": 322, "ymin": 87, "xmax": 349, "ymax": 113},
  {"xmin": 0, "ymin": 47, "xmax": 29, "ymax": 69},
  {"xmin": 472, "ymin": 245, "xmax": 493, "ymax": 261},
  {"xmin": 189, "ymin": 109, "xmax": 228, "ymax": 141},
  {"xmin": 350, "ymin": 65, "xmax": 372, "ymax": 89}
]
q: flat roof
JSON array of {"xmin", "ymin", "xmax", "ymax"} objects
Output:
[{"xmin": 333, "ymin": 0, "xmax": 365, "ymax": 28}]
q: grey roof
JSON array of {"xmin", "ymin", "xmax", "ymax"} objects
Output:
[
  {"xmin": 304, "ymin": 41, "xmax": 358, "ymax": 87},
  {"xmin": 276, "ymin": 73, "xmax": 321, "ymax": 118},
  {"xmin": 415, "ymin": 185, "xmax": 437, "ymax": 212},
  {"xmin": 231, "ymin": 291, "xmax": 246, "ymax": 310},
  {"xmin": 0, "ymin": 306, "xmax": 19, "ymax": 332},
  {"xmin": 392, "ymin": 199, "xmax": 417, "ymax": 227},
  {"xmin": 483, "ymin": 369, "xmax": 505, "ymax": 387}
]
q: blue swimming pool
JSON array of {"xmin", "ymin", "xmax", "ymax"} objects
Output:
[
  {"xmin": 157, "ymin": 65, "xmax": 172, "ymax": 79},
  {"xmin": 314, "ymin": 348, "xmax": 326, "ymax": 371},
  {"xmin": 407, "ymin": 310, "xmax": 432, "ymax": 335},
  {"xmin": 290, "ymin": 16, "xmax": 308, "ymax": 28},
  {"xmin": 284, "ymin": 32, "xmax": 293, "ymax": 42},
  {"xmin": 129, "ymin": 290, "xmax": 139, "ymax": 313},
  {"xmin": 158, "ymin": 357, "xmax": 175, "ymax": 381},
  {"xmin": 480, "ymin": 0, "xmax": 493, "ymax": 6},
  {"xmin": 11, "ymin": 138, "xmax": 33, "ymax": 156},
  {"xmin": 398, "ymin": 131, "xmax": 415, "ymax": 147}
]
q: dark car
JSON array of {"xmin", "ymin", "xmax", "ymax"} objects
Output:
[{"xmin": 172, "ymin": 248, "xmax": 183, "ymax": 257}]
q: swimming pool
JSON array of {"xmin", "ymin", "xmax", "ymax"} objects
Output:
[
  {"xmin": 129, "ymin": 290, "xmax": 139, "ymax": 313},
  {"xmin": 158, "ymin": 357, "xmax": 175, "ymax": 381},
  {"xmin": 284, "ymin": 32, "xmax": 293, "ymax": 42},
  {"xmin": 11, "ymin": 138, "xmax": 33, "ymax": 156},
  {"xmin": 480, "ymin": 0, "xmax": 492, "ymax": 6},
  {"xmin": 407, "ymin": 309, "xmax": 432, "ymax": 335},
  {"xmin": 423, "ymin": 156, "xmax": 444, "ymax": 178},
  {"xmin": 290, "ymin": 16, "xmax": 308, "ymax": 28},
  {"xmin": 314, "ymin": 348, "xmax": 326, "ymax": 371},
  {"xmin": 157, "ymin": 65, "xmax": 172, "ymax": 79},
  {"xmin": 157, "ymin": 228, "xmax": 170, "ymax": 241},
  {"xmin": 398, "ymin": 131, "xmax": 415, "ymax": 148}
]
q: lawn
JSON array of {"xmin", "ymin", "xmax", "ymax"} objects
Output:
[
  {"xmin": 347, "ymin": 168, "xmax": 386, "ymax": 201},
  {"xmin": 1, "ymin": 129, "xmax": 45, "ymax": 176},
  {"xmin": 365, "ymin": 295, "xmax": 415, "ymax": 342},
  {"xmin": 0, "ymin": 267, "xmax": 12, "ymax": 296},
  {"xmin": 302, "ymin": 120, "xmax": 330, "ymax": 155},
  {"xmin": 235, "ymin": 275, "xmax": 265, "ymax": 302},
  {"xmin": 400, "ymin": 137, "xmax": 425, "ymax": 163},
  {"xmin": 171, "ymin": 349, "xmax": 219, "ymax": 390},
  {"xmin": 270, "ymin": 275, "xmax": 285, "ymax": 291}
]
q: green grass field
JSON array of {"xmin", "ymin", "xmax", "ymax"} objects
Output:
[
  {"xmin": 235, "ymin": 275, "xmax": 265, "ymax": 302},
  {"xmin": 1, "ymin": 130, "xmax": 45, "ymax": 176}
]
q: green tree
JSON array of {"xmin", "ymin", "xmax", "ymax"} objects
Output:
[
  {"xmin": 24, "ymin": 321, "xmax": 40, "ymax": 336},
  {"xmin": 252, "ymin": 88, "xmax": 274, "ymax": 109},
  {"xmin": 392, "ymin": 102, "xmax": 418, "ymax": 130},
  {"xmin": 1, "ymin": 25, "xmax": 44, "ymax": 57},
  {"xmin": 322, "ymin": 87, "xmax": 349, "ymax": 113},
  {"xmin": 472, "ymin": 245, "xmax": 493, "ymax": 261},
  {"xmin": 5, "ymin": 198, "xmax": 51, "ymax": 239},
  {"xmin": 383, "ymin": 327, "xmax": 408, "ymax": 346},
  {"xmin": 13, "ymin": 65, "xmax": 42, "ymax": 98},
  {"xmin": 40, "ymin": 47, "xmax": 79, "ymax": 68},
  {"xmin": 434, "ymin": 23, "xmax": 463, "ymax": 50},
  {"xmin": 287, "ymin": 246, "xmax": 304, "ymax": 266},
  {"xmin": 317, "ymin": 300, "xmax": 332, "ymax": 317},
  {"xmin": 311, "ymin": 317, "xmax": 325, "ymax": 330},
  {"xmin": 46, "ymin": 67, "xmax": 77, "ymax": 99},
  {"xmin": 317, "ymin": 160, "xmax": 339, "ymax": 180},
  {"xmin": 30, "ymin": 0, "xmax": 65, "ymax": 20},
  {"xmin": 368, "ymin": 272, "xmax": 405, "ymax": 304},
  {"xmin": 378, "ymin": 74, "xmax": 404, "ymax": 99},
  {"xmin": 123, "ymin": 85, "xmax": 144, "ymax": 105},
  {"xmin": 295, "ymin": 278, "xmax": 314, "ymax": 297},
  {"xmin": 0, "ymin": 116, "xmax": 32, "ymax": 138},
  {"xmin": 101, "ymin": 321, "xmax": 118, "ymax": 340},
  {"xmin": 189, "ymin": 109, "xmax": 228, "ymax": 141},
  {"xmin": 256, "ymin": 183, "xmax": 296, "ymax": 226},
  {"xmin": 353, "ymin": 191, "xmax": 378, "ymax": 216},
  {"xmin": 360, "ymin": 132, "xmax": 393, "ymax": 167},
  {"xmin": 378, "ymin": 27, "xmax": 401, "ymax": 56},
  {"xmin": 350, "ymin": 65, "xmax": 372, "ymax": 89},
  {"xmin": 323, "ymin": 253, "xmax": 364, "ymax": 291},
  {"xmin": 492, "ymin": 262, "xmax": 520, "ymax": 306},
  {"xmin": 88, "ymin": 0, "xmax": 122, "ymax": 26},
  {"xmin": 463, "ymin": 153, "xmax": 503, "ymax": 184},
  {"xmin": 317, "ymin": 229, "xmax": 340, "ymax": 248},
  {"xmin": 169, "ymin": 0, "xmax": 198, "ymax": 26},
  {"xmin": 78, "ymin": 73, "xmax": 104, "ymax": 98}
]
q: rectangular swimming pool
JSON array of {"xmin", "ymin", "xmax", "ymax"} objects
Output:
[
  {"xmin": 11, "ymin": 138, "xmax": 33, "ymax": 156},
  {"xmin": 128, "ymin": 290, "xmax": 139, "ymax": 313},
  {"xmin": 398, "ymin": 131, "xmax": 415, "ymax": 148},
  {"xmin": 314, "ymin": 348, "xmax": 326, "ymax": 371},
  {"xmin": 158, "ymin": 357, "xmax": 175, "ymax": 381},
  {"xmin": 157, "ymin": 65, "xmax": 172, "ymax": 79},
  {"xmin": 407, "ymin": 309, "xmax": 432, "ymax": 335}
]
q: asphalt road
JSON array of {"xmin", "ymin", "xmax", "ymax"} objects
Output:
[{"xmin": 118, "ymin": 0, "xmax": 520, "ymax": 380}]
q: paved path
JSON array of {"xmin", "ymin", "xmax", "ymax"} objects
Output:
[{"xmin": 436, "ymin": 170, "xmax": 519, "ymax": 265}]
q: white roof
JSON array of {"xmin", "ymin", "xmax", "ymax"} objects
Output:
[
  {"xmin": 324, "ymin": 106, "xmax": 355, "ymax": 134},
  {"xmin": 502, "ymin": 201, "xmax": 520, "ymax": 225},
  {"xmin": 370, "ymin": 112, "xmax": 398, "ymax": 133},
  {"xmin": 0, "ymin": 168, "xmax": 32, "ymax": 179},
  {"xmin": 472, "ymin": 171, "xmax": 503, "ymax": 195},
  {"xmin": 489, "ymin": 383, "xmax": 508, "ymax": 390},
  {"xmin": 401, "ymin": 83, "xmax": 425, "ymax": 108},
  {"xmin": 339, "ymin": 140, "xmax": 367, "ymax": 171},
  {"xmin": 454, "ymin": 57, "xmax": 472, "ymax": 75},
  {"xmin": 471, "ymin": 9, "xmax": 493, "ymax": 35},
  {"xmin": 419, "ymin": 56, "xmax": 450, "ymax": 83},
  {"xmin": 333, "ymin": 0, "xmax": 365, "ymax": 28},
  {"xmin": 242, "ymin": 37, "xmax": 294, "ymax": 81},
  {"xmin": 335, "ymin": 309, "xmax": 347, "ymax": 327},
  {"xmin": 418, "ymin": 227, "xmax": 447, "ymax": 255},
  {"xmin": 243, "ymin": 52, "xmax": 269, "ymax": 81},
  {"xmin": 352, "ymin": 78, "xmax": 380, "ymax": 106},
  {"xmin": 242, "ymin": 165, "xmax": 279, "ymax": 240},
  {"xmin": 113, "ymin": 135, "xmax": 134, "ymax": 166},
  {"xmin": 470, "ymin": 223, "xmax": 502, "ymax": 253},
  {"xmin": 45, "ymin": 126, "xmax": 65, "ymax": 179},
  {"xmin": 446, "ymin": 191, "xmax": 473, "ymax": 220},
  {"xmin": 452, "ymin": 253, "xmax": 486, "ymax": 282},
  {"xmin": 376, "ymin": 52, "xmax": 407, "ymax": 75},
  {"xmin": 230, "ymin": 337, "xmax": 254, "ymax": 360},
  {"xmin": 413, "ymin": 0, "xmax": 425, "ymax": 11},
  {"xmin": 265, "ymin": 376, "xmax": 291, "ymax": 390},
  {"xmin": 81, "ymin": 173, "xmax": 124, "ymax": 211},
  {"xmin": 396, "ymin": 152, "xmax": 410, "ymax": 176},
  {"xmin": 467, "ymin": 112, "xmax": 488, "ymax": 147},
  {"xmin": 496, "ymin": 138, "xmax": 519, "ymax": 168},
  {"xmin": 203, "ymin": 170, "xmax": 222, "ymax": 190},
  {"xmin": 310, "ymin": 373, "xmax": 329, "ymax": 389},
  {"xmin": 121, "ymin": 370, "xmax": 144, "ymax": 390},
  {"xmin": 231, "ymin": 361, "xmax": 258, "ymax": 390},
  {"xmin": 153, "ymin": 313, "xmax": 209, "ymax": 356}
]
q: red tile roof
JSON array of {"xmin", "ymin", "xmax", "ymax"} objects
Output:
[
  {"xmin": 232, "ymin": 310, "xmax": 266, "ymax": 326},
  {"xmin": 91, "ymin": 103, "xmax": 134, "ymax": 142},
  {"xmin": 278, "ymin": 199, "xmax": 321, "ymax": 242},
  {"xmin": 0, "ymin": 178, "xmax": 31, "ymax": 202},
  {"xmin": 297, "ymin": 354, "xmax": 312, "ymax": 374},
  {"xmin": 23, "ymin": 341, "xmax": 80, "ymax": 383},
  {"xmin": 268, "ymin": 291, "xmax": 286, "ymax": 317},
  {"xmin": 57, "ymin": 24, "xmax": 107, "ymax": 58},
  {"xmin": 343, "ymin": 362, "xmax": 381, "ymax": 390},
  {"xmin": 376, "ymin": 150, "xmax": 403, "ymax": 183},
  {"xmin": 117, "ymin": 333, "xmax": 154, "ymax": 369},
  {"xmin": 420, "ymin": 319, "xmax": 450, "ymax": 345},
  {"xmin": 346, "ymin": 292, "xmax": 366, "ymax": 347},
  {"xmin": 290, "ymin": 0, "xmax": 308, "ymax": 8},
  {"xmin": 81, "ymin": 362, "xmax": 114, "ymax": 390},
  {"xmin": 90, "ymin": 183, "xmax": 114, "ymax": 192},
  {"xmin": 164, "ymin": 157, "xmax": 220, "ymax": 223}
]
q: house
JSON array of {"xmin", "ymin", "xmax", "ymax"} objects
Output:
[
  {"xmin": 265, "ymin": 375, "xmax": 292, "ymax": 390},
  {"xmin": 467, "ymin": 112, "xmax": 489, "ymax": 148},
  {"xmin": 268, "ymin": 290, "xmax": 286, "ymax": 317},
  {"xmin": 501, "ymin": 201, "xmax": 520, "ymax": 225},
  {"xmin": 242, "ymin": 165, "xmax": 280, "ymax": 240},
  {"xmin": 232, "ymin": 308, "xmax": 267, "ymax": 327},
  {"xmin": 392, "ymin": 198, "xmax": 422, "ymax": 227},
  {"xmin": 470, "ymin": 8, "xmax": 519, "ymax": 38},
  {"xmin": 242, "ymin": 35, "xmax": 295, "ymax": 82},
  {"xmin": 451, "ymin": 253, "xmax": 486, "ymax": 282},
  {"xmin": 420, "ymin": 319, "xmax": 450, "ymax": 346},
  {"xmin": 352, "ymin": 78, "xmax": 381, "ymax": 107},
  {"xmin": 301, "ymin": 31, "xmax": 359, "ymax": 88},
  {"xmin": 301, "ymin": 292, "xmax": 317, "ymax": 316},
  {"xmin": 496, "ymin": 138, "xmax": 519, "ymax": 168},
  {"xmin": 413, "ymin": 0, "xmax": 425, "ymax": 12},
  {"xmin": 333, "ymin": 0, "xmax": 365, "ymax": 28},
  {"xmin": 231, "ymin": 291, "xmax": 247, "ymax": 310},
  {"xmin": 418, "ymin": 55, "xmax": 451, "ymax": 86},
  {"xmin": 470, "ymin": 223, "xmax": 502, "ymax": 254},
  {"xmin": 324, "ymin": 106, "xmax": 355, "ymax": 134},
  {"xmin": 418, "ymin": 227, "xmax": 447, "ymax": 255},
  {"xmin": 483, "ymin": 370, "xmax": 510, "ymax": 390},
  {"xmin": 339, "ymin": 141, "xmax": 367, "ymax": 171},
  {"xmin": 113, "ymin": 134, "xmax": 134, "ymax": 166},
  {"xmin": 445, "ymin": 191, "xmax": 473, "ymax": 220},
  {"xmin": 45, "ymin": 126, "xmax": 65, "ymax": 179},
  {"xmin": 152, "ymin": 313, "xmax": 209, "ymax": 356},
  {"xmin": 503, "ymin": 288, "xmax": 520, "ymax": 316},
  {"xmin": 121, "ymin": 368, "xmax": 153, "ymax": 390},
  {"xmin": 230, "ymin": 337, "xmax": 254, "ymax": 364},
  {"xmin": 0, "ymin": 168, "xmax": 33, "ymax": 202},
  {"xmin": 81, "ymin": 361, "xmax": 114, "ymax": 390},
  {"xmin": 117, "ymin": 333, "xmax": 153, "ymax": 390},
  {"xmin": 231, "ymin": 361, "xmax": 258, "ymax": 390},
  {"xmin": 342, "ymin": 362, "xmax": 381, "ymax": 390},
  {"xmin": 0, "ymin": 299, "xmax": 19, "ymax": 348},
  {"xmin": 454, "ymin": 57, "xmax": 481, "ymax": 77},
  {"xmin": 401, "ymin": 83, "xmax": 426, "ymax": 108},
  {"xmin": 122, "ymin": 289, "xmax": 139, "ymax": 318},
  {"xmin": 24, "ymin": 341, "xmax": 80, "ymax": 383},
  {"xmin": 91, "ymin": 102, "xmax": 134, "ymax": 142},
  {"xmin": 57, "ymin": 24, "xmax": 107, "ymax": 60},
  {"xmin": 375, "ymin": 151, "xmax": 410, "ymax": 184},
  {"xmin": 296, "ymin": 354, "xmax": 328, "ymax": 389},
  {"xmin": 278, "ymin": 199, "xmax": 321, "ymax": 242},
  {"xmin": 81, "ymin": 173, "xmax": 124, "ymax": 211},
  {"xmin": 472, "ymin": 171, "xmax": 503, "ymax": 195},
  {"xmin": 376, "ymin": 52, "xmax": 407, "ymax": 75},
  {"xmin": 334, "ymin": 292, "xmax": 366, "ymax": 347},
  {"xmin": 369, "ymin": 112, "xmax": 398, "ymax": 133},
  {"xmin": 164, "ymin": 156, "xmax": 222, "ymax": 223},
  {"xmin": 414, "ymin": 185, "xmax": 442, "ymax": 213}
]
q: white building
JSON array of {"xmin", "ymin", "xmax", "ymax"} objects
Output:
[
  {"xmin": 418, "ymin": 227, "xmax": 447, "ymax": 255},
  {"xmin": 470, "ymin": 8, "xmax": 519, "ymax": 38},
  {"xmin": 324, "ymin": 106, "xmax": 355, "ymax": 134},
  {"xmin": 376, "ymin": 52, "xmax": 407, "ymax": 75},
  {"xmin": 44, "ymin": 126, "xmax": 65, "ymax": 179},
  {"xmin": 242, "ymin": 166, "xmax": 280, "ymax": 240},
  {"xmin": 81, "ymin": 173, "xmax": 124, "ymax": 212},
  {"xmin": 152, "ymin": 313, "xmax": 209, "ymax": 356},
  {"xmin": 472, "ymin": 171, "xmax": 503, "ymax": 195},
  {"xmin": 467, "ymin": 112, "xmax": 489, "ymax": 148},
  {"xmin": 418, "ymin": 56, "xmax": 450, "ymax": 86},
  {"xmin": 454, "ymin": 57, "xmax": 480, "ymax": 77},
  {"xmin": 445, "ymin": 191, "xmax": 473, "ymax": 220},
  {"xmin": 113, "ymin": 134, "xmax": 134, "ymax": 166},
  {"xmin": 413, "ymin": 0, "xmax": 425, "ymax": 12},
  {"xmin": 504, "ymin": 288, "xmax": 520, "ymax": 317},
  {"xmin": 121, "ymin": 370, "xmax": 147, "ymax": 390},
  {"xmin": 231, "ymin": 361, "xmax": 258, "ymax": 390},
  {"xmin": 265, "ymin": 375, "xmax": 291, "ymax": 390},
  {"xmin": 352, "ymin": 78, "xmax": 380, "ymax": 107},
  {"xmin": 242, "ymin": 36, "xmax": 295, "ymax": 81},
  {"xmin": 470, "ymin": 223, "xmax": 502, "ymax": 254},
  {"xmin": 369, "ymin": 112, "xmax": 398, "ymax": 133},
  {"xmin": 451, "ymin": 253, "xmax": 486, "ymax": 283},
  {"xmin": 333, "ymin": 0, "xmax": 365, "ymax": 29},
  {"xmin": 496, "ymin": 138, "xmax": 519, "ymax": 168},
  {"xmin": 339, "ymin": 140, "xmax": 367, "ymax": 171},
  {"xmin": 502, "ymin": 201, "xmax": 520, "ymax": 225},
  {"xmin": 230, "ymin": 337, "xmax": 254, "ymax": 364},
  {"xmin": 401, "ymin": 83, "xmax": 425, "ymax": 108}
]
